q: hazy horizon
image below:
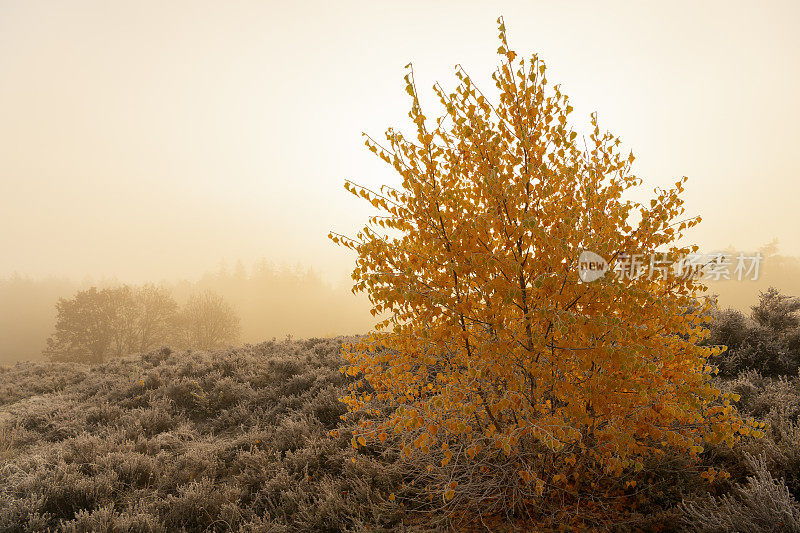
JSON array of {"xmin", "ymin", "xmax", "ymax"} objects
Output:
[
  {"xmin": 1, "ymin": 0, "xmax": 798, "ymax": 288},
  {"xmin": 3, "ymin": 5, "xmax": 800, "ymax": 532}
]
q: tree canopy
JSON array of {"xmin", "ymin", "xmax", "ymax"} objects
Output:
[
  {"xmin": 44, "ymin": 285, "xmax": 239, "ymax": 363},
  {"xmin": 330, "ymin": 18, "xmax": 758, "ymax": 522}
]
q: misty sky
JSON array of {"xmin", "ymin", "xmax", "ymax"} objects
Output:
[{"xmin": 1, "ymin": 0, "xmax": 798, "ymax": 287}]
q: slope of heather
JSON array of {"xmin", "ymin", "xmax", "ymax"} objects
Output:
[
  {"xmin": 1, "ymin": 335, "xmax": 799, "ymax": 532},
  {"xmin": 0, "ymin": 338, "xmax": 404, "ymax": 532}
]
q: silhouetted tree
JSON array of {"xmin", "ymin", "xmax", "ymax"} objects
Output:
[
  {"xmin": 43, "ymin": 287, "xmax": 121, "ymax": 363},
  {"xmin": 43, "ymin": 284, "xmax": 179, "ymax": 363},
  {"xmin": 133, "ymin": 284, "xmax": 179, "ymax": 352},
  {"xmin": 177, "ymin": 291, "xmax": 240, "ymax": 350}
]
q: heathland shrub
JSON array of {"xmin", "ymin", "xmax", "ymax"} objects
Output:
[
  {"xmin": 673, "ymin": 367, "xmax": 800, "ymax": 531},
  {"xmin": 679, "ymin": 453, "xmax": 800, "ymax": 533},
  {"xmin": 2, "ymin": 328, "xmax": 799, "ymax": 530},
  {"xmin": 710, "ymin": 288, "xmax": 800, "ymax": 377},
  {"xmin": 724, "ymin": 370, "xmax": 800, "ymax": 500},
  {"xmin": 0, "ymin": 338, "xmax": 404, "ymax": 532}
]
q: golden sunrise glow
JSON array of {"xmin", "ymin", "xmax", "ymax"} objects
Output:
[{"xmin": 1, "ymin": 1, "xmax": 799, "ymax": 363}]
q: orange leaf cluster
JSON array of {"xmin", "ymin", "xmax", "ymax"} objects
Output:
[{"xmin": 330, "ymin": 18, "xmax": 748, "ymax": 509}]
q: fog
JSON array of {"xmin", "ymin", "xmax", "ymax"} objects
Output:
[{"xmin": 1, "ymin": 0, "xmax": 799, "ymax": 363}]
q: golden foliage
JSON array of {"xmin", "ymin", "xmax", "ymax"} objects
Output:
[{"xmin": 331, "ymin": 18, "xmax": 757, "ymax": 520}]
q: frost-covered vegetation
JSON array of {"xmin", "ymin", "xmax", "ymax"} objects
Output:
[
  {"xmin": 0, "ymin": 338, "xmax": 405, "ymax": 532},
  {"xmin": 1, "ymin": 296, "xmax": 799, "ymax": 531}
]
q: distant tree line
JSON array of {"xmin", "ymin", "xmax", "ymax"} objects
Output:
[{"xmin": 43, "ymin": 285, "xmax": 240, "ymax": 364}]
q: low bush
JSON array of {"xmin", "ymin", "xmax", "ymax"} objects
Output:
[{"xmin": 679, "ymin": 453, "xmax": 800, "ymax": 532}]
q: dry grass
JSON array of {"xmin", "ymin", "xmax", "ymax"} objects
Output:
[
  {"xmin": 0, "ymin": 338, "xmax": 406, "ymax": 532},
  {"xmin": 0, "ymin": 331, "xmax": 798, "ymax": 531}
]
